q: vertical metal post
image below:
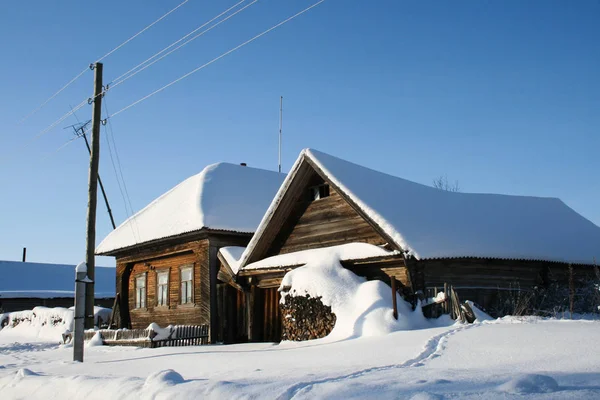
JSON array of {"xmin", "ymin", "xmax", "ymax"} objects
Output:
[
  {"xmin": 278, "ymin": 96, "xmax": 283, "ymax": 173},
  {"xmin": 73, "ymin": 262, "xmax": 87, "ymax": 362},
  {"xmin": 22, "ymin": 247, "xmax": 26, "ymax": 262},
  {"xmin": 85, "ymin": 62, "xmax": 103, "ymax": 329}
]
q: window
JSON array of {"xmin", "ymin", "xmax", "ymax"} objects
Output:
[
  {"xmin": 135, "ymin": 274, "xmax": 146, "ymax": 309},
  {"xmin": 180, "ymin": 266, "xmax": 193, "ymax": 304},
  {"xmin": 156, "ymin": 271, "xmax": 169, "ymax": 307},
  {"xmin": 308, "ymin": 184, "xmax": 330, "ymax": 201}
]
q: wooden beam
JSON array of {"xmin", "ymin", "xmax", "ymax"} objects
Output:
[{"xmin": 391, "ymin": 276, "xmax": 398, "ymax": 320}]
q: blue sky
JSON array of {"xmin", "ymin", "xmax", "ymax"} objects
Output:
[{"xmin": 0, "ymin": 0, "xmax": 598, "ymax": 266}]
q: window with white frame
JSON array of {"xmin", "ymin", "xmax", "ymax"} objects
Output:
[
  {"xmin": 156, "ymin": 270, "xmax": 169, "ymax": 307},
  {"xmin": 135, "ymin": 274, "xmax": 146, "ymax": 309},
  {"xmin": 180, "ymin": 266, "xmax": 193, "ymax": 304}
]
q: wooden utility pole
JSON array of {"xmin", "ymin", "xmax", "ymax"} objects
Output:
[
  {"xmin": 84, "ymin": 62, "xmax": 103, "ymax": 329},
  {"xmin": 75, "ymin": 123, "xmax": 116, "ymax": 230}
]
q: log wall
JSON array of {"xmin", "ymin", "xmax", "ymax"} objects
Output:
[
  {"xmin": 419, "ymin": 258, "xmax": 596, "ymax": 311},
  {"xmin": 269, "ymin": 185, "xmax": 386, "ymax": 256},
  {"xmin": 116, "ymin": 240, "xmax": 210, "ymax": 329}
]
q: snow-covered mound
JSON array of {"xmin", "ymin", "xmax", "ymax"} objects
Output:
[
  {"xmin": 279, "ymin": 250, "xmax": 436, "ymax": 341},
  {"xmin": 96, "ymin": 162, "xmax": 285, "ymax": 254},
  {"xmin": 498, "ymin": 374, "xmax": 559, "ymax": 394},
  {"xmin": 0, "ymin": 306, "xmax": 111, "ymax": 342}
]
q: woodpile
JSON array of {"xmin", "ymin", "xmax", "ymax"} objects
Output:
[{"xmin": 280, "ymin": 294, "xmax": 336, "ymax": 341}]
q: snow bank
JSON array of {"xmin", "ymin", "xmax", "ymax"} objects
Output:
[
  {"xmin": 86, "ymin": 331, "xmax": 104, "ymax": 347},
  {"xmin": 279, "ymin": 249, "xmax": 431, "ymax": 341},
  {"xmin": 97, "ymin": 163, "xmax": 285, "ymax": 254},
  {"xmin": 497, "ymin": 374, "xmax": 559, "ymax": 394},
  {"xmin": 0, "ymin": 306, "xmax": 111, "ymax": 342},
  {"xmin": 465, "ymin": 300, "xmax": 493, "ymax": 322}
]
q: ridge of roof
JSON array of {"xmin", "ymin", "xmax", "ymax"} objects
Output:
[{"xmin": 239, "ymin": 148, "xmax": 600, "ymax": 269}]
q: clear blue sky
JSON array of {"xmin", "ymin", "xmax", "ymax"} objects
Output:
[{"xmin": 0, "ymin": 0, "xmax": 598, "ymax": 266}]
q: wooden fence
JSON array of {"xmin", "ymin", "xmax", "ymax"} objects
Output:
[{"xmin": 83, "ymin": 325, "xmax": 209, "ymax": 348}]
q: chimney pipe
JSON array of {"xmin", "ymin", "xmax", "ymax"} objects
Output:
[{"xmin": 22, "ymin": 247, "xmax": 26, "ymax": 262}]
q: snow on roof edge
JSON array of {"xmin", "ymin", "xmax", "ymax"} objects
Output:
[
  {"xmin": 305, "ymin": 149, "xmax": 415, "ymax": 257},
  {"xmin": 243, "ymin": 243, "xmax": 401, "ymax": 271},
  {"xmin": 97, "ymin": 162, "xmax": 284, "ymax": 255},
  {"xmin": 218, "ymin": 246, "xmax": 246, "ymax": 275}
]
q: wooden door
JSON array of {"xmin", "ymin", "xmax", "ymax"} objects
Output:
[{"xmin": 262, "ymin": 288, "xmax": 282, "ymax": 342}]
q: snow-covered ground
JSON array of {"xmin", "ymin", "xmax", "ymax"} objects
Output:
[{"xmin": 1, "ymin": 318, "xmax": 600, "ymax": 399}]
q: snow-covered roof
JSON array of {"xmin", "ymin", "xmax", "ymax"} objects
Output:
[
  {"xmin": 0, "ymin": 260, "xmax": 115, "ymax": 299},
  {"xmin": 240, "ymin": 149, "xmax": 600, "ymax": 267},
  {"xmin": 244, "ymin": 243, "xmax": 400, "ymax": 271},
  {"xmin": 218, "ymin": 246, "xmax": 246, "ymax": 275},
  {"xmin": 96, "ymin": 163, "xmax": 285, "ymax": 255}
]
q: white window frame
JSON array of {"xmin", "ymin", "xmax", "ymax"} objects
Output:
[
  {"xmin": 156, "ymin": 270, "xmax": 169, "ymax": 307},
  {"xmin": 180, "ymin": 265, "xmax": 194, "ymax": 305},
  {"xmin": 135, "ymin": 273, "xmax": 147, "ymax": 309}
]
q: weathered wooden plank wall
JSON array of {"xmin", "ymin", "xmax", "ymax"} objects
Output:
[
  {"xmin": 121, "ymin": 240, "xmax": 209, "ymax": 329},
  {"xmin": 270, "ymin": 186, "xmax": 387, "ymax": 256}
]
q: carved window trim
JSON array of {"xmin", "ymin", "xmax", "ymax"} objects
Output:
[
  {"xmin": 134, "ymin": 272, "xmax": 147, "ymax": 309},
  {"xmin": 156, "ymin": 269, "xmax": 170, "ymax": 308},
  {"xmin": 180, "ymin": 264, "xmax": 194, "ymax": 305}
]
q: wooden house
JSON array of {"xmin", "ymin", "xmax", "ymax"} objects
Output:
[
  {"xmin": 95, "ymin": 162, "xmax": 284, "ymax": 343},
  {"xmin": 0, "ymin": 260, "xmax": 114, "ymax": 313},
  {"xmin": 219, "ymin": 149, "xmax": 600, "ymax": 343}
]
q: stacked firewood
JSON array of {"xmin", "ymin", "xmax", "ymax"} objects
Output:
[{"xmin": 280, "ymin": 294, "xmax": 336, "ymax": 341}]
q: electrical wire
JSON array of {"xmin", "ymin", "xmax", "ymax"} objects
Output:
[
  {"xmin": 109, "ymin": 0, "xmax": 250, "ymax": 87},
  {"xmin": 103, "ymin": 99, "xmax": 141, "ymax": 243},
  {"xmin": 40, "ymin": 135, "xmax": 82, "ymax": 162},
  {"xmin": 18, "ymin": 0, "xmax": 190, "ymax": 125},
  {"xmin": 96, "ymin": 0, "xmax": 190, "ymax": 64},
  {"xmin": 19, "ymin": 67, "xmax": 89, "ymax": 125},
  {"xmin": 111, "ymin": 0, "xmax": 327, "ymax": 119}
]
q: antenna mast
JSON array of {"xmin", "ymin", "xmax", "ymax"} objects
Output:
[{"xmin": 278, "ymin": 96, "xmax": 283, "ymax": 173}]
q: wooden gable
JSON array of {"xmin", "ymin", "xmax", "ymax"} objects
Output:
[{"xmin": 244, "ymin": 157, "xmax": 394, "ymax": 265}]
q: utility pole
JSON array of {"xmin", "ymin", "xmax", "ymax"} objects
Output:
[
  {"xmin": 72, "ymin": 122, "xmax": 116, "ymax": 230},
  {"xmin": 278, "ymin": 96, "xmax": 283, "ymax": 173},
  {"xmin": 84, "ymin": 62, "xmax": 103, "ymax": 329}
]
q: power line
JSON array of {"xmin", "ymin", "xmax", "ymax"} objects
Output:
[
  {"xmin": 109, "ymin": 0, "xmax": 250, "ymax": 87},
  {"xmin": 111, "ymin": 0, "xmax": 327, "ymax": 119},
  {"xmin": 96, "ymin": 0, "xmax": 190, "ymax": 64},
  {"xmin": 18, "ymin": 67, "xmax": 89, "ymax": 125},
  {"xmin": 18, "ymin": 0, "xmax": 190, "ymax": 124},
  {"xmin": 103, "ymin": 99, "xmax": 141, "ymax": 243},
  {"xmin": 40, "ymin": 135, "xmax": 81, "ymax": 162}
]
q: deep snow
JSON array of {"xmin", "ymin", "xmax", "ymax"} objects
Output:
[
  {"xmin": 1, "ymin": 319, "xmax": 600, "ymax": 399},
  {"xmin": 278, "ymin": 246, "xmax": 434, "ymax": 340}
]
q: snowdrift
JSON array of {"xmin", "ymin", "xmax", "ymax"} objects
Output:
[
  {"xmin": 0, "ymin": 306, "xmax": 111, "ymax": 342},
  {"xmin": 280, "ymin": 249, "xmax": 448, "ymax": 341}
]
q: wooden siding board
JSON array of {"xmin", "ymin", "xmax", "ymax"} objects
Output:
[{"xmin": 269, "ymin": 187, "xmax": 387, "ymax": 256}]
